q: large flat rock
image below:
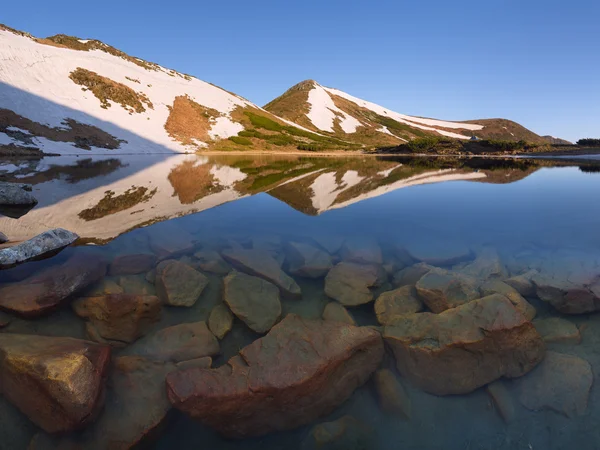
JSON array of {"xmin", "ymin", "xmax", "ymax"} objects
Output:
[
  {"xmin": 285, "ymin": 241, "xmax": 333, "ymax": 278},
  {"xmin": 155, "ymin": 259, "xmax": 208, "ymax": 307},
  {"xmin": 0, "ymin": 182, "xmax": 37, "ymax": 206},
  {"xmin": 384, "ymin": 294, "xmax": 545, "ymax": 395},
  {"xmin": 415, "ymin": 267, "xmax": 480, "ymax": 313},
  {"xmin": 0, "ymin": 334, "xmax": 110, "ymax": 433},
  {"xmin": 166, "ymin": 315, "xmax": 383, "ymax": 438},
  {"xmin": 0, "ymin": 228, "xmax": 78, "ymax": 269},
  {"xmin": 325, "ymin": 262, "xmax": 385, "ymax": 306}
]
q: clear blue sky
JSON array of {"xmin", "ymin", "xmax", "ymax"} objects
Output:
[{"xmin": 2, "ymin": 0, "xmax": 598, "ymax": 141}]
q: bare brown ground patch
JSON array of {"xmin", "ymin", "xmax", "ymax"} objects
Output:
[
  {"xmin": 263, "ymin": 80, "xmax": 315, "ymax": 131},
  {"xmin": 78, "ymin": 186, "xmax": 157, "ymax": 221},
  {"xmin": 164, "ymin": 96, "xmax": 221, "ymax": 147},
  {"xmin": 0, "ymin": 108, "xmax": 122, "ymax": 150},
  {"xmin": 70, "ymin": 68, "xmax": 153, "ymax": 114},
  {"xmin": 167, "ymin": 160, "xmax": 224, "ymax": 204}
]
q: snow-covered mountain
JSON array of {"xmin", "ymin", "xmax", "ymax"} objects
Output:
[{"xmin": 265, "ymin": 80, "xmax": 549, "ymax": 145}]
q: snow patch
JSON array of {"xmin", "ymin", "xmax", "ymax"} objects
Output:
[
  {"xmin": 306, "ymin": 84, "xmax": 361, "ymax": 133},
  {"xmin": 208, "ymin": 116, "xmax": 244, "ymax": 140},
  {"xmin": 0, "ymin": 132, "xmax": 16, "ymax": 145},
  {"xmin": 377, "ymin": 164, "xmax": 402, "ymax": 177}
]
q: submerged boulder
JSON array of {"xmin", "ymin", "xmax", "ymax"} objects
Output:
[
  {"xmin": 193, "ymin": 250, "xmax": 231, "ymax": 275},
  {"xmin": 325, "ymin": 262, "xmax": 386, "ymax": 306},
  {"xmin": 108, "ymin": 253, "xmax": 157, "ymax": 276},
  {"xmin": 384, "ymin": 294, "xmax": 545, "ymax": 395},
  {"xmin": 322, "ymin": 302, "xmax": 355, "ymax": 325},
  {"xmin": 0, "ymin": 253, "xmax": 107, "ymax": 317},
  {"xmin": 374, "ymin": 286, "xmax": 423, "ymax": 325},
  {"xmin": 166, "ymin": 315, "xmax": 383, "ymax": 438},
  {"xmin": 0, "ymin": 182, "xmax": 37, "ymax": 206},
  {"xmin": 532, "ymin": 271, "xmax": 600, "ymax": 314},
  {"xmin": 0, "ymin": 334, "xmax": 110, "ymax": 433},
  {"xmin": 72, "ymin": 294, "xmax": 162, "ymax": 346},
  {"xmin": 533, "ymin": 317, "xmax": 581, "ymax": 344},
  {"xmin": 285, "ymin": 241, "xmax": 333, "ymax": 278},
  {"xmin": 208, "ymin": 303, "xmax": 233, "ymax": 340},
  {"xmin": 0, "ymin": 228, "xmax": 78, "ymax": 269},
  {"xmin": 302, "ymin": 416, "xmax": 372, "ymax": 450},
  {"xmin": 221, "ymin": 248, "xmax": 301, "ymax": 297},
  {"xmin": 373, "ymin": 369, "xmax": 411, "ymax": 419},
  {"xmin": 155, "ymin": 260, "xmax": 208, "ymax": 307},
  {"xmin": 223, "ymin": 271, "xmax": 281, "ymax": 334},
  {"xmin": 405, "ymin": 240, "xmax": 472, "ymax": 267},
  {"xmin": 415, "ymin": 267, "xmax": 480, "ymax": 313},
  {"xmin": 481, "ymin": 280, "xmax": 536, "ymax": 321},
  {"xmin": 340, "ymin": 237, "xmax": 383, "ymax": 265}
]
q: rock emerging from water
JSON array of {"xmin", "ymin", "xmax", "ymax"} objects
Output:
[
  {"xmin": 325, "ymin": 262, "xmax": 386, "ymax": 306},
  {"xmin": 73, "ymin": 294, "xmax": 162, "ymax": 346},
  {"xmin": 223, "ymin": 271, "xmax": 281, "ymax": 333},
  {"xmin": 0, "ymin": 182, "xmax": 37, "ymax": 206},
  {"xmin": 155, "ymin": 260, "xmax": 208, "ymax": 307},
  {"xmin": 384, "ymin": 294, "xmax": 545, "ymax": 395},
  {"xmin": 286, "ymin": 241, "xmax": 333, "ymax": 278},
  {"xmin": 0, "ymin": 253, "xmax": 107, "ymax": 317},
  {"xmin": 415, "ymin": 267, "xmax": 480, "ymax": 313},
  {"xmin": 0, "ymin": 334, "xmax": 110, "ymax": 433},
  {"xmin": 166, "ymin": 315, "xmax": 384, "ymax": 438},
  {"xmin": 221, "ymin": 248, "xmax": 301, "ymax": 297},
  {"xmin": 0, "ymin": 228, "xmax": 78, "ymax": 269}
]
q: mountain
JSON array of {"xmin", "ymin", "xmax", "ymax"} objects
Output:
[
  {"xmin": 264, "ymin": 80, "xmax": 551, "ymax": 145},
  {"xmin": 542, "ymin": 135, "xmax": 572, "ymax": 145},
  {"xmin": 0, "ymin": 25, "xmax": 345, "ymax": 155}
]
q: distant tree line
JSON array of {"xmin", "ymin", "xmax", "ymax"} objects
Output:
[{"xmin": 577, "ymin": 139, "xmax": 600, "ymax": 146}]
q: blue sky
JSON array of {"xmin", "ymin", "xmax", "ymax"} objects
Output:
[{"xmin": 2, "ymin": 0, "xmax": 598, "ymax": 141}]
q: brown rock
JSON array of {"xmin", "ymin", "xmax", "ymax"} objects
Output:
[
  {"xmin": 516, "ymin": 351, "xmax": 592, "ymax": 417},
  {"xmin": 325, "ymin": 262, "xmax": 386, "ymax": 306},
  {"xmin": 223, "ymin": 271, "xmax": 281, "ymax": 333},
  {"xmin": 72, "ymin": 294, "xmax": 162, "ymax": 346},
  {"xmin": 504, "ymin": 270, "xmax": 537, "ymax": 297},
  {"xmin": 221, "ymin": 248, "xmax": 301, "ymax": 297},
  {"xmin": 460, "ymin": 247, "xmax": 507, "ymax": 280},
  {"xmin": 405, "ymin": 241, "xmax": 472, "ymax": 267},
  {"xmin": 340, "ymin": 237, "xmax": 383, "ymax": 265},
  {"xmin": 118, "ymin": 275, "xmax": 156, "ymax": 296},
  {"xmin": 322, "ymin": 302, "xmax": 355, "ymax": 325},
  {"xmin": 533, "ymin": 317, "xmax": 581, "ymax": 344},
  {"xmin": 166, "ymin": 315, "xmax": 383, "ymax": 438},
  {"xmin": 384, "ymin": 294, "xmax": 545, "ymax": 395},
  {"xmin": 0, "ymin": 253, "xmax": 107, "ymax": 318},
  {"xmin": 193, "ymin": 250, "xmax": 231, "ymax": 275},
  {"xmin": 481, "ymin": 280, "xmax": 536, "ymax": 321},
  {"xmin": 0, "ymin": 311, "xmax": 13, "ymax": 328},
  {"xmin": 393, "ymin": 263, "xmax": 432, "ymax": 287},
  {"xmin": 155, "ymin": 260, "xmax": 208, "ymax": 307},
  {"xmin": 415, "ymin": 267, "xmax": 480, "ymax": 313},
  {"xmin": 532, "ymin": 270, "xmax": 600, "ymax": 314},
  {"xmin": 109, "ymin": 253, "xmax": 156, "ymax": 276},
  {"xmin": 374, "ymin": 286, "xmax": 423, "ymax": 325},
  {"xmin": 486, "ymin": 380, "xmax": 515, "ymax": 424},
  {"xmin": 87, "ymin": 279, "xmax": 124, "ymax": 296},
  {"xmin": 0, "ymin": 334, "xmax": 110, "ymax": 433},
  {"xmin": 176, "ymin": 357, "xmax": 212, "ymax": 370},
  {"xmin": 373, "ymin": 369, "xmax": 411, "ymax": 419},
  {"xmin": 302, "ymin": 416, "xmax": 372, "ymax": 450},
  {"xmin": 127, "ymin": 321, "xmax": 219, "ymax": 363},
  {"xmin": 286, "ymin": 241, "xmax": 333, "ymax": 278},
  {"xmin": 208, "ymin": 303, "xmax": 233, "ymax": 340}
]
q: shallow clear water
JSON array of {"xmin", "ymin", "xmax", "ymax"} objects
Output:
[{"xmin": 1, "ymin": 154, "xmax": 600, "ymax": 449}]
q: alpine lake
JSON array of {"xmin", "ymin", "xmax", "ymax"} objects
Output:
[{"xmin": 1, "ymin": 153, "xmax": 600, "ymax": 450}]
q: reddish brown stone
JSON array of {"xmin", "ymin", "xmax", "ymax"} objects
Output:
[
  {"xmin": 166, "ymin": 315, "xmax": 383, "ymax": 438},
  {"xmin": 0, "ymin": 254, "xmax": 107, "ymax": 318},
  {"xmin": 0, "ymin": 334, "xmax": 110, "ymax": 433}
]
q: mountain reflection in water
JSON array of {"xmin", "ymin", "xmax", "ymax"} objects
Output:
[{"xmin": 0, "ymin": 154, "xmax": 600, "ymax": 450}]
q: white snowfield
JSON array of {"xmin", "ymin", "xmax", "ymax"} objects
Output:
[
  {"xmin": 303, "ymin": 81, "xmax": 483, "ymax": 139},
  {"xmin": 0, "ymin": 29, "xmax": 258, "ymax": 154}
]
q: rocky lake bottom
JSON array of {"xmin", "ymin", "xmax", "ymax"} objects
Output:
[{"xmin": 0, "ymin": 154, "xmax": 600, "ymax": 449}]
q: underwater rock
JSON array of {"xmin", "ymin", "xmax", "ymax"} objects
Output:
[
  {"xmin": 533, "ymin": 317, "xmax": 581, "ymax": 344},
  {"xmin": 325, "ymin": 262, "xmax": 386, "ymax": 306},
  {"xmin": 221, "ymin": 248, "xmax": 301, "ymax": 297},
  {"xmin": 0, "ymin": 182, "xmax": 37, "ymax": 206},
  {"xmin": 0, "ymin": 334, "xmax": 110, "ymax": 433},
  {"xmin": 208, "ymin": 303, "xmax": 233, "ymax": 340},
  {"xmin": 148, "ymin": 227, "xmax": 196, "ymax": 260},
  {"xmin": 166, "ymin": 315, "xmax": 383, "ymax": 438},
  {"xmin": 405, "ymin": 240, "xmax": 472, "ymax": 267},
  {"xmin": 374, "ymin": 286, "xmax": 423, "ymax": 325},
  {"xmin": 0, "ymin": 228, "xmax": 78, "ymax": 269},
  {"xmin": 119, "ymin": 275, "xmax": 156, "ymax": 296},
  {"xmin": 108, "ymin": 253, "xmax": 157, "ymax": 276},
  {"xmin": 373, "ymin": 369, "xmax": 411, "ymax": 419},
  {"xmin": 340, "ymin": 237, "xmax": 383, "ymax": 265},
  {"xmin": 504, "ymin": 270, "xmax": 538, "ymax": 297},
  {"xmin": 516, "ymin": 351, "xmax": 592, "ymax": 418},
  {"xmin": 531, "ymin": 270, "xmax": 600, "ymax": 314},
  {"xmin": 286, "ymin": 241, "xmax": 333, "ymax": 278},
  {"xmin": 322, "ymin": 302, "xmax": 355, "ymax": 325},
  {"xmin": 87, "ymin": 278, "xmax": 124, "ymax": 296},
  {"xmin": 312, "ymin": 234, "xmax": 345, "ymax": 255},
  {"xmin": 415, "ymin": 267, "xmax": 480, "ymax": 313},
  {"xmin": 0, "ymin": 311, "xmax": 12, "ymax": 328},
  {"xmin": 126, "ymin": 321, "xmax": 219, "ymax": 363},
  {"xmin": 73, "ymin": 294, "xmax": 162, "ymax": 346},
  {"xmin": 193, "ymin": 250, "xmax": 231, "ymax": 275},
  {"xmin": 384, "ymin": 294, "xmax": 545, "ymax": 395},
  {"xmin": 0, "ymin": 253, "xmax": 107, "ymax": 318},
  {"xmin": 155, "ymin": 260, "xmax": 208, "ymax": 307},
  {"xmin": 481, "ymin": 280, "xmax": 536, "ymax": 321},
  {"xmin": 393, "ymin": 263, "xmax": 432, "ymax": 287},
  {"xmin": 459, "ymin": 247, "xmax": 507, "ymax": 281},
  {"xmin": 302, "ymin": 415, "xmax": 372, "ymax": 450},
  {"xmin": 486, "ymin": 380, "xmax": 515, "ymax": 424},
  {"xmin": 223, "ymin": 271, "xmax": 281, "ymax": 334}
]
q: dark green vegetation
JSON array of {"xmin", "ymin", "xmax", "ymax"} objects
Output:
[
  {"xmin": 577, "ymin": 139, "xmax": 600, "ymax": 146},
  {"xmin": 379, "ymin": 137, "xmax": 551, "ymax": 155},
  {"xmin": 69, "ymin": 68, "xmax": 153, "ymax": 114},
  {"xmin": 78, "ymin": 186, "xmax": 157, "ymax": 221}
]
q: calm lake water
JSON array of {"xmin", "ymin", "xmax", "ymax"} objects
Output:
[{"xmin": 1, "ymin": 153, "xmax": 600, "ymax": 450}]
